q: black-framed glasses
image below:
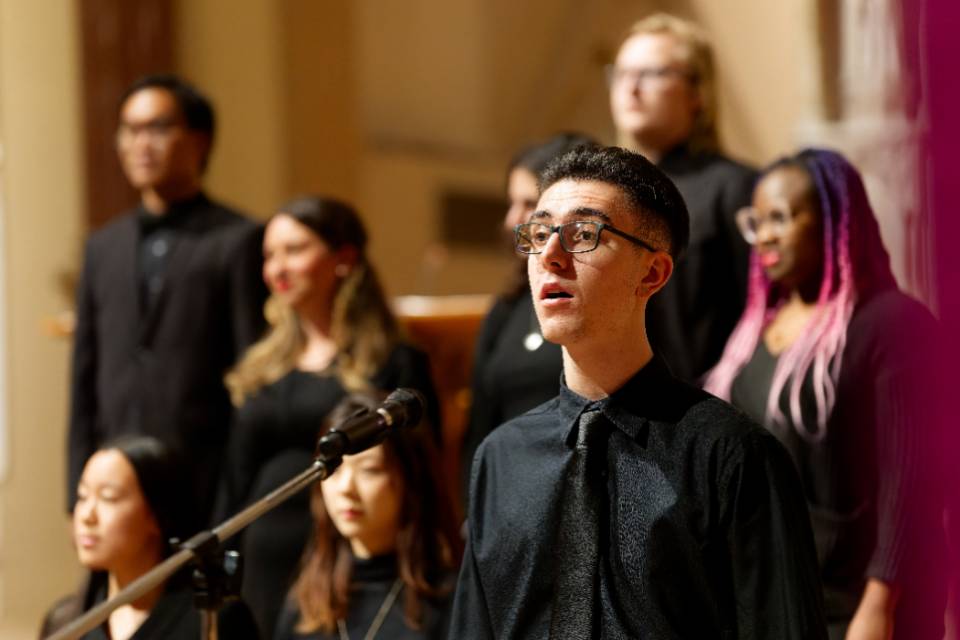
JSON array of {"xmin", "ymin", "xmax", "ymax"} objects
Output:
[
  {"xmin": 514, "ymin": 221, "xmax": 659, "ymax": 254},
  {"xmin": 116, "ymin": 118, "xmax": 183, "ymax": 146},
  {"xmin": 604, "ymin": 64, "xmax": 695, "ymax": 88}
]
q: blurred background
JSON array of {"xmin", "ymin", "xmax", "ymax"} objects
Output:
[{"xmin": 0, "ymin": 0, "xmax": 950, "ymax": 637}]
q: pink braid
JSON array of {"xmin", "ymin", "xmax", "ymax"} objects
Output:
[{"xmin": 705, "ymin": 149, "xmax": 895, "ymax": 442}]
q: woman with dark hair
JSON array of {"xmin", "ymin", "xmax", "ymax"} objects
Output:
[
  {"xmin": 275, "ymin": 394, "xmax": 462, "ymax": 640},
  {"xmin": 705, "ymin": 149, "xmax": 947, "ymax": 639},
  {"xmin": 460, "ymin": 133, "xmax": 595, "ymax": 501},
  {"xmin": 217, "ymin": 196, "xmax": 440, "ymax": 638},
  {"xmin": 41, "ymin": 436, "xmax": 257, "ymax": 639}
]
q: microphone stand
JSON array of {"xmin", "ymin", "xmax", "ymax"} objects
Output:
[{"xmin": 45, "ymin": 455, "xmax": 341, "ymax": 640}]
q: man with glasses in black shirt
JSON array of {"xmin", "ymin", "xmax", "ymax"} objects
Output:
[
  {"xmin": 68, "ymin": 75, "xmax": 266, "ymax": 522},
  {"xmin": 450, "ymin": 145, "xmax": 826, "ymax": 639}
]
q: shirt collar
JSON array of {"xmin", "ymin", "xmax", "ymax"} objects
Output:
[
  {"xmin": 137, "ymin": 191, "xmax": 209, "ymax": 232},
  {"xmin": 557, "ymin": 354, "xmax": 679, "ymax": 447},
  {"xmin": 657, "ymin": 142, "xmax": 722, "ymax": 176},
  {"xmin": 656, "ymin": 142, "xmax": 694, "ymax": 172}
]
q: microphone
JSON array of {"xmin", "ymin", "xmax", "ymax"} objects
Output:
[{"xmin": 315, "ymin": 388, "xmax": 426, "ymax": 460}]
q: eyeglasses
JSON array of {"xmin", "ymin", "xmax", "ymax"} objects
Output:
[
  {"xmin": 514, "ymin": 220, "xmax": 659, "ymax": 254},
  {"xmin": 735, "ymin": 205, "xmax": 794, "ymax": 244},
  {"xmin": 116, "ymin": 118, "xmax": 183, "ymax": 146},
  {"xmin": 605, "ymin": 65, "xmax": 694, "ymax": 88}
]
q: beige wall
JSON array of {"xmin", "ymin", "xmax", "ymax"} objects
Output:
[
  {"xmin": 280, "ymin": 1, "xmax": 361, "ymax": 202},
  {"xmin": 174, "ymin": 0, "xmax": 288, "ymax": 220},
  {"xmin": 175, "ymin": 0, "xmax": 363, "ymax": 220},
  {"xmin": 0, "ymin": 1, "xmax": 85, "ymax": 637},
  {"xmin": 690, "ymin": 0, "xmax": 811, "ymax": 165}
]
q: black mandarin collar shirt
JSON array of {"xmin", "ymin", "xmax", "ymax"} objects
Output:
[
  {"xmin": 135, "ymin": 191, "xmax": 207, "ymax": 231},
  {"xmin": 136, "ymin": 192, "xmax": 209, "ymax": 313},
  {"xmin": 451, "ymin": 355, "xmax": 827, "ymax": 639}
]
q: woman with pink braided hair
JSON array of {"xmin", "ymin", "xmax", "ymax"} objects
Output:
[{"xmin": 705, "ymin": 149, "xmax": 946, "ymax": 640}]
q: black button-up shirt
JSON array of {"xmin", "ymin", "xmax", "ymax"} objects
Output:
[
  {"xmin": 136, "ymin": 194, "xmax": 202, "ymax": 313},
  {"xmin": 451, "ymin": 356, "xmax": 826, "ymax": 639}
]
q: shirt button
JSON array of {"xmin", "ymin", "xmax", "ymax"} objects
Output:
[
  {"xmin": 148, "ymin": 275, "xmax": 163, "ymax": 293},
  {"xmin": 152, "ymin": 238, "xmax": 169, "ymax": 257}
]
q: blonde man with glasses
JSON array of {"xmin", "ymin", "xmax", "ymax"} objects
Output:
[{"xmin": 609, "ymin": 13, "xmax": 756, "ymax": 383}]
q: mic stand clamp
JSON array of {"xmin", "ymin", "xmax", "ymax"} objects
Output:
[{"xmin": 169, "ymin": 532, "xmax": 244, "ymax": 640}]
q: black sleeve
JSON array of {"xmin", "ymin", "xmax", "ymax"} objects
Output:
[
  {"xmin": 459, "ymin": 298, "xmax": 510, "ymax": 504},
  {"xmin": 228, "ymin": 222, "xmax": 268, "ymax": 355},
  {"xmin": 67, "ymin": 239, "xmax": 100, "ymax": 511},
  {"xmin": 448, "ymin": 451, "xmax": 495, "ymax": 640},
  {"xmin": 720, "ymin": 431, "xmax": 828, "ymax": 639},
  {"xmin": 863, "ymin": 298, "xmax": 944, "ymax": 584}
]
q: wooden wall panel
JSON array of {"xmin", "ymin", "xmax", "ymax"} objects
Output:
[{"xmin": 78, "ymin": 0, "xmax": 173, "ymax": 229}]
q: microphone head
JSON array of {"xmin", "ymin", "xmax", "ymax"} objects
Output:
[{"xmin": 383, "ymin": 388, "xmax": 426, "ymax": 429}]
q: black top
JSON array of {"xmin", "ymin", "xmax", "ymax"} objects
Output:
[
  {"xmin": 451, "ymin": 355, "xmax": 827, "ymax": 639},
  {"xmin": 40, "ymin": 573, "xmax": 259, "ymax": 640},
  {"xmin": 648, "ymin": 145, "xmax": 756, "ymax": 383},
  {"xmin": 731, "ymin": 289, "xmax": 948, "ymax": 635},
  {"xmin": 460, "ymin": 292, "xmax": 563, "ymax": 502},
  {"xmin": 136, "ymin": 203, "xmax": 193, "ymax": 312},
  {"xmin": 68, "ymin": 192, "xmax": 267, "ymax": 520},
  {"xmin": 216, "ymin": 344, "xmax": 440, "ymax": 639},
  {"xmin": 274, "ymin": 554, "xmax": 453, "ymax": 640}
]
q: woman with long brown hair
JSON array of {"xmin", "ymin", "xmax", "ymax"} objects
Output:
[
  {"xmin": 217, "ymin": 196, "xmax": 440, "ymax": 638},
  {"xmin": 276, "ymin": 394, "xmax": 462, "ymax": 640}
]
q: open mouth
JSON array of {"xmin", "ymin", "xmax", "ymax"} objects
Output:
[{"xmin": 541, "ymin": 283, "xmax": 574, "ymax": 300}]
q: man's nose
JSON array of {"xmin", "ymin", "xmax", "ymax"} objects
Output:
[{"xmin": 539, "ymin": 231, "xmax": 569, "ymax": 269}]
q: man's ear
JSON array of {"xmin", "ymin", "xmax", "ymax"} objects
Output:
[
  {"xmin": 637, "ymin": 252, "xmax": 673, "ymax": 298},
  {"xmin": 190, "ymin": 132, "xmax": 213, "ymax": 176}
]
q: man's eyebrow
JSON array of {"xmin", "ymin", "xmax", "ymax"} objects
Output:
[
  {"xmin": 529, "ymin": 207, "xmax": 611, "ymax": 222},
  {"xmin": 570, "ymin": 207, "xmax": 611, "ymax": 222}
]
